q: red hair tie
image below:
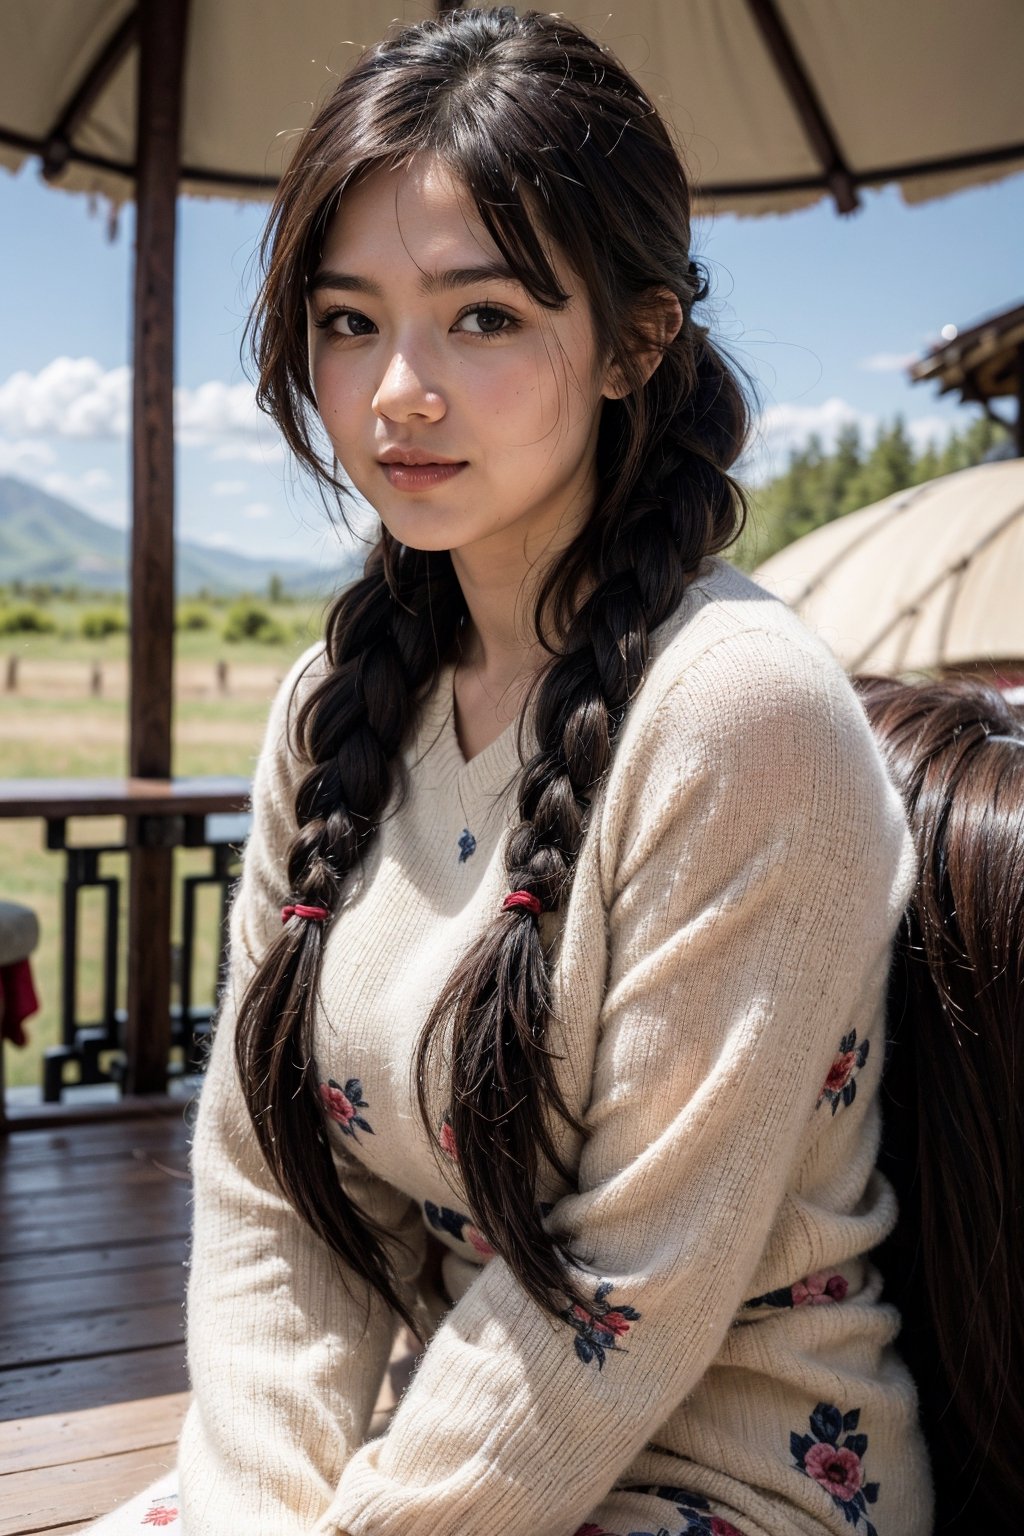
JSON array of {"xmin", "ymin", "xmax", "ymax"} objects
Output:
[
  {"xmin": 281, "ymin": 903, "xmax": 331, "ymax": 923},
  {"xmin": 501, "ymin": 890, "xmax": 543, "ymax": 917}
]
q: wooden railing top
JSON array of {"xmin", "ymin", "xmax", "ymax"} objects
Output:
[{"xmin": 0, "ymin": 776, "xmax": 250, "ymax": 820}]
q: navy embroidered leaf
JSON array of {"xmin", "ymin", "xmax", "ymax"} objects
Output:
[
  {"xmin": 842, "ymin": 1409, "xmax": 861, "ymax": 1431},
  {"xmin": 810, "ymin": 1403, "xmax": 843, "ymax": 1443},
  {"xmin": 353, "ymin": 1116, "xmax": 374, "ymax": 1135},
  {"xmin": 844, "ymin": 1432, "xmax": 868, "ymax": 1457},
  {"xmin": 791, "ymin": 1431, "xmax": 814, "ymax": 1460},
  {"xmin": 457, "ymin": 828, "xmax": 477, "ymax": 864},
  {"xmin": 862, "ymin": 1483, "xmax": 879, "ymax": 1503}
]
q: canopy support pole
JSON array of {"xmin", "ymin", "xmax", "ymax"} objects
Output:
[
  {"xmin": 125, "ymin": 0, "xmax": 190, "ymax": 1097},
  {"xmin": 743, "ymin": 0, "xmax": 860, "ymax": 214}
]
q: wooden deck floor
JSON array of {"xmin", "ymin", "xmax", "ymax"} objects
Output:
[{"xmin": 1, "ymin": 1113, "xmax": 195, "ymax": 1535}]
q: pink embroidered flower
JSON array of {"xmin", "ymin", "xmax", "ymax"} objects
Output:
[
  {"xmin": 595, "ymin": 1309, "xmax": 632, "ymax": 1338},
  {"xmin": 142, "ymin": 1504, "xmax": 179, "ymax": 1527},
  {"xmin": 320, "ymin": 1081, "xmax": 355, "ymax": 1125},
  {"xmin": 817, "ymin": 1031, "xmax": 871, "ymax": 1116},
  {"xmin": 710, "ymin": 1518, "xmax": 745, "ymax": 1536},
  {"xmin": 804, "ymin": 1442, "xmax": 863, "ymax": 1500},
  {"xmin": 466, "ymin": 1226, "xmax": 496, "ymax": 1258},
  {"xmin": 438, "ymin": 1115, "xmax": 459, "ymax": 1162},
  {"xmin": 573, "ymin": 1526, "xmax": 613, "ymax": 1536},
  {"xmin": 824, "ymin": 1051, "xmax": 857, "ymax": 1096},
  {"xmin": 792, "ymin": 1271, "xmax": 849, "ymax": 1305}
]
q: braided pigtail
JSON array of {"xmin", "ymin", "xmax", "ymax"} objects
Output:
[
  {"xmin": 416, "ymin": 324, "xmax": 751, "ymax": 1318},
  {"xmin": 233, "ymin": 539, "xmax": 463, "ymax": 1335}
]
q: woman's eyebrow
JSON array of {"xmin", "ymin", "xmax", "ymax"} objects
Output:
[{"xmin": 306, "ymin": 262, "xmax": 521, "ymax": 297}]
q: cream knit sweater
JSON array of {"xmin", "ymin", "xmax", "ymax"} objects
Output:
[{"xmin": 174, "ymin": 557, "xmax": 932, "ymax": 1536}]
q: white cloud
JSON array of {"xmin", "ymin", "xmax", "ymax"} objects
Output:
[
  {"xmin": 195, "ymin": 531, "xmax": 234, "ymax": 548},
  {"xmin": 175, "ymin": 379, "xmax": 260, "ymax": 441},
  {"xmin": 740, "ymin": 397, "xmax": 874, "ymax": 483},
  {"xmin": 208, "ymin": 438, "xmax": 286, "ymax": 464},
  {"xmin": 82, "ymin": 466, "xmax": 113, "ymax": 490},
  {"xmin": 0, "ymin": 438, "xmax": 56, "ymax": 472},
  {"xmin": 739, "ymin": 397, "xmax": 960, "ymax": 485},
  {"xmin": 211, "ymin": 478, "xmax": 247, "ymax": 496},
  {"xmin": 0, "ymin": 357, "xmax": 272, "ymax": 446},
  {"xmin": 859, "ymin": 351, "xmax": 918, "ymax": 373},
  {"xmin": 0, "ymin": 358, "xmax": 130, "ymax": 438},
  {"xmin": 242, "ymin": 501, "xmax": 272, "ymax": 519}
]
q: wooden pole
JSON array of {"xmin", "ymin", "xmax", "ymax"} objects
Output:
[{"xmin": 126, "ymin": 0, "xmax": 190, "ymax": 1097}]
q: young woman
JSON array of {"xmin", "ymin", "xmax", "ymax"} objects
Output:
[
  {"xmin": 80, "ymin": 8, "xmax": 931, "ymax": 1535},
  {"xmin": 856, "ymin": 675, "xmax": 1023, "ymax": 1533}
]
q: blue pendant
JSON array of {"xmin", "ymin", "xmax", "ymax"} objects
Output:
[{"xmin": 457, "ymin": 828, "xmax": 477, "ymax": 863}]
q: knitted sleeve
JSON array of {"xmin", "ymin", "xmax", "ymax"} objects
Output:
[
  {"xmin": 321, "ymin": 630, "xmax": 915, "ymax": 1536},
  {"xmin": 176, "ymin": 644, "xmax": 427, "ymax": 1536}
]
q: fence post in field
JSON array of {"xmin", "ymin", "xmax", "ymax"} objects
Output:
[
  {"xmin": 4, "ymin": 655, "xmax": 16, "ymax": 693},
  {"xmin": 90, "ymin": 661, "xmax": 103, "ymax": 698},
  {"xmin": 216, "ymin": 658, "xmax": 229, "ymax": 696}
]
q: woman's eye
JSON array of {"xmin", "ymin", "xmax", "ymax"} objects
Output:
[
  {"xmin": 455, "ymin": 305, "xmax": 516, "ymax": 338},
  {"xmin": 316, "ymin": 308, "xmax": 376, "ymax": 337}
]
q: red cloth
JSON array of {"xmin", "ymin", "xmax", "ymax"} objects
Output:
[{"xmin": 0, "ymin": 957, "xmax": 40, "ymax": 1047}]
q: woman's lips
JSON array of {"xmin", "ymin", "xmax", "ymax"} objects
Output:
[{"xmin": 379, "ymin": 461, "xmax": 467, "ymax": 491}]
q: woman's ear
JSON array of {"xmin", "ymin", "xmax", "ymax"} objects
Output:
[{"xmin": 601, "ymin": 288, "xmax": 684, "ymax": 401}]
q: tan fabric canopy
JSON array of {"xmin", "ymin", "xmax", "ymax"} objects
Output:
[
  {"xmin": 753, "ymin": 459, "xmax": 1024, "ymax": 674},
  {"xmin": 2, "ymin": 0, "xmax": 1023, "ymax": 216}
]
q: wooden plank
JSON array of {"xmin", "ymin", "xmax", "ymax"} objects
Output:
[
  {"xmin": 0, "ymin": 1391, "xmax": 190, "ymax": 1476},
  {"xmin": 0, "ymin": 1099, "xmax": 197, "ymax": 1138},
  {"xmin": 0, "ymin": 1261, "xmax": 185, "ymax": 1327},
  {"xmin": 0, "ymin": 1120, "xmax": 189, "ymax": 1166},
  {"xmin": 0, "ymin": 1343, "xmax": 188, "ymax": 1419},
  {"xmin": 0, "ymin": 1441, "xmax": 180, "ymax": 1536},
  {"xmin": 2, "ymin": 1155, "xmax": 190, "ymax": 1201},
  {"xmin": 4, "ymin": 1189, "xmax": 190, "ymax": 1253},
  {"xmin": 0, "ymin": 1240, "xmax": 186, "ymax": 1289},
  {"xmin": 0, "ymin": 1300, "xmax": 185, "ymax": 1371}
]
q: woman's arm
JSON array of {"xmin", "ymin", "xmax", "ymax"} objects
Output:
[
  {"xmin": 316, "ymin": 631, "xmax": 915, "ymax": 1536},
  {"xmin": 177, "ymin": 646, "xmax": 427, "ymax": 1536}
]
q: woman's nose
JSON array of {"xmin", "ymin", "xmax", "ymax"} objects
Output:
[{"xmin": 372, "ymin": 349, "xmax": 446, "ymax": 424}]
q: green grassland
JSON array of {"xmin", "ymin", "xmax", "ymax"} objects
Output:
[{"xmin": 0, "ymin": 596, "xmax": 328, "ymax": 1095}]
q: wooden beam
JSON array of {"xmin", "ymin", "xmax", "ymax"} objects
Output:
[
  {"xmin": 41, "ymin": 9, "xmax": 139, "ymax": 181},
  {"xmin": 1016, "ymin": 342, "xmax": 1024, "ymax": 458},
  {"xmin": 126, "ymin": 0, "xmax": 190, "ymax": 1098},
  {"xmin": 743, "ymin": 0, "xmax": 860, "ymax": 215}
]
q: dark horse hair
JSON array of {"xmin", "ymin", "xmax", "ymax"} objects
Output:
[
  {"xmin": 230, "ymin": 5, "xmax": 753, "ymax": 1338},
  {"xmin": 856, "ymin": 675, "xmax": 1024, "ymax": 1531}
]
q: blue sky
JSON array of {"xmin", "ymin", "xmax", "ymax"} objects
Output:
[{"xmin": 1, "ymin": 156, "xmax": 1021, "ymax": 569}]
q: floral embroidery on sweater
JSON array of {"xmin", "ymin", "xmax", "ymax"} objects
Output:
[
  {"xmin": 437, "ymin": 1111, "xmax": 459, "ymax": 1162},
  {"xmin": 817, "ymin": 1030, "xmax": 870, "ymax": 1114},
  {"xmin": 620, "ymin": 1485, "xmax": 745, "ymax": 1536},
  {"xmin": 141, "ymin": 1495, "xmax": 180, "ymax": 1526},
  {"xmin": 319, "ymin": 1077, "xmax": 374, "ymax": 1140},
  {"xmin": 423, "ymin": 1200, "xmax": 496, "ymax": 1257},
  {"xmin": 791, "ymin": 1403, "xmax": 879, "ymax": 1534},
  {"xmin": 746, "ymin": 1270, "xmax": 849, "ymax": 1309},
  {"xmin": 562, "ymin": 1280, "xmax": 641, "ymax": 1369},
  {"xmin": 457, "ymin": 827, "xmax": 477, "ymax": 862}
]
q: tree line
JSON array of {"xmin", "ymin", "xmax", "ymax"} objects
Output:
[{"xmin": 733, "ymin": 413, "xmax": 1012, "ymax": 571}]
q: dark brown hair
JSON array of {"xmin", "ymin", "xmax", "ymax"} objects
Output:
[
  {"xmin": 856, "ymin": 675, "xmax": 1024, "ymax": 1530},
  {"xmin": 231, "ymin": 5, "xmax": 752, "ymax": 1336}
]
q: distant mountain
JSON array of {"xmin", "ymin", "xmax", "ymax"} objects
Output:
[{"xmin": 0, "ymin": 476, "xmax": 361, "ymax": 596}]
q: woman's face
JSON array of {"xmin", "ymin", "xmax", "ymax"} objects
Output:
[{"xmin": 305, "ymin": 155, "xmax": 618, "ymax": 570}]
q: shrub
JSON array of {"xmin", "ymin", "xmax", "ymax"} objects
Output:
[
  {"xmin": 80, "ymin": 607, "xmax": 128, "ymax": 638},
  {"xmin": 177, "ymin": 603, "xmax": 213, "ymax": 631},
  {"xmin": 0, "ymin": 604, "xmax": 57, "ymax": 634},
  {"xmin": 222, "ymin": 599, "xmax": 287, "ymax": 644}
]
